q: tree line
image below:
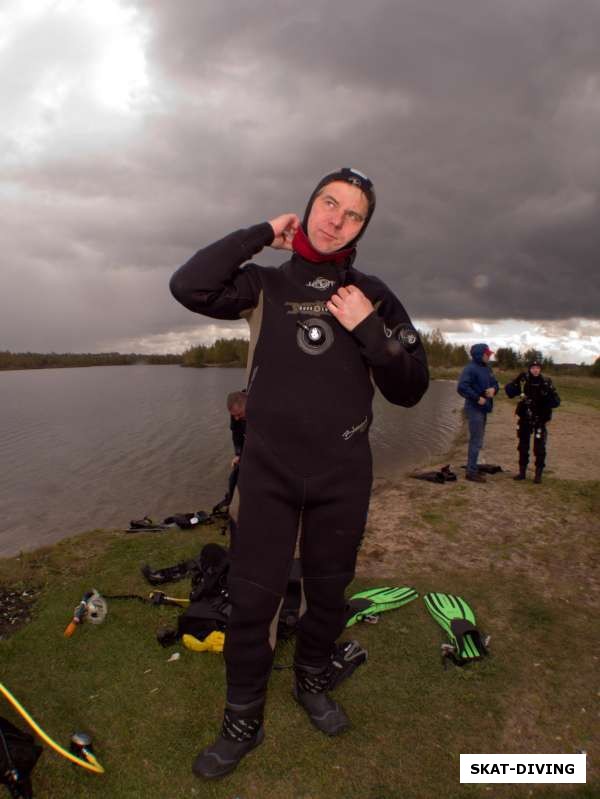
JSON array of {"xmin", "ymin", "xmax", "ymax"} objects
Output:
[
  {"xmin": 3, "ymin": 335, "xmax": 597, "ymax": 376},
  {"xmin": 493, "ymin": 347, "xmax": 553, "ymax": 371},
  {"xmin": 0, "ymin": 351, "xmax": 182, "ymax": 370},
  {"xmin": 419, "ymin": 329, "xmax": 470, "ymax": 367},
  {"xmin": 182, "ymin": 338, "xmax": 249, "ymax": 368}
]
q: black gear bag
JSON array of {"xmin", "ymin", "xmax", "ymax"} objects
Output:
[
  {"xmin": 150, "ymin": 544, "xmax": 303, "ymax": 645},
  {"xmin": 0, "ymin": 716, "xmax": 42, "ymax": 799}
]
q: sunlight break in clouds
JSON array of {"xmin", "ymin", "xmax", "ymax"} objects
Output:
[{"xmin": 2, "ymin": 0, "xmax": 151, "ymax": 163}]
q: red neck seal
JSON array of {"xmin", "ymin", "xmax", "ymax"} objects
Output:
[{"xmin": 292, "ymin": 227, "xmax": 354, "ymax": 264}]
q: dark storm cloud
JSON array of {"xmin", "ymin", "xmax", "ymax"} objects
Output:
[{"xmin": 2, "ymin": 0, "xmax": 600, "ymax": 353}]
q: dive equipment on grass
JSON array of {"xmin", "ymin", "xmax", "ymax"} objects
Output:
[
  {"xmin": 147, "ymin": 591, "xmax": 190, "ymax": 608},
  {"xmin": 127, "ymin": 508, "xmax": 229, "ymax": 534},
  {"xmin": 63, "ymin": 590, "xmax": 107, "ymax": 637},
  {"xmin": 162, "ymin": 512, "xmax": 209, "ymax": 529},
  {"xmin": 69, "ymin": 732, "xmax": 94, "ymax": 761},
  {"xmin": 345, "ymin": 586, "xmax": 419, "ymax": 627},
  {"xmin": 141, "ymin": 561, "xmax": 194, "ymax": 586},
  {"xmin": 142, "ymin": 541, "xmax": 229, "ymax": 596},
  {"xmin": 327, "ymin": 640, "xmax": 368, "ymax": 690},
  {"xmin": 410, "ymin": 465, "xmax": 457, "ymax": 484},
  {"xmin": 0, "ymin": 682, "xmax": 104, "ymax": 789},
  {"xmin": 127, "ymin": 516, "xmax": 172, "ymax": 532},
  {"xmin": 63, "ymin": 589, "xmax": 193, "ymax": 640},
  {"xmin": 460, "ymin": 464, "xmax": 503, "ymax": 475},
  {"xmin": 182, "ymin": 631, "xmax": 225, "ymax": 653},
  {"xmin": 145, "ymin": 545, "xmax": 302, "ymax": 646},
  {"xmin": 423, "ymin": 592, "xmax": 490, "ymax": 666}
]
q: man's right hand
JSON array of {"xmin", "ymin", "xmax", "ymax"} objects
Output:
[
  {"xmin": 268, "ymin": 213, "xmax": 301, "ymax": 250},
  {"xmin": 231, "ymin": 455, "xmax": 240, "ymax": 467},
  {"xmin": 478, "ymin": 397, "xmax": 487, "ymax": 406}
]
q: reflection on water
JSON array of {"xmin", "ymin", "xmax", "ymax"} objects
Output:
[{"xmin": 0, "ymin": 366, "xmax": 462, "ymax": 556}]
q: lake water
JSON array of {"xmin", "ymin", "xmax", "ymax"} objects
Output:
[{"xmin": 0, "ymin": 366, "xmax": 462, "ymax": 556}]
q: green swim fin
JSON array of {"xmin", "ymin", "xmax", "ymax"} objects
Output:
[
  {"xmin": 423, "ymin": 592, "xmax": 490, "ymax": 665},
  {"xmin": 345, "ymin": 586, "xmax": 419, "ymax": 627}
]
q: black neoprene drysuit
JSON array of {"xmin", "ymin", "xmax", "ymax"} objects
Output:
[
  {"xmin": 505, "ymin": 371, "xmax": 560, "ymax": 472},
  {"xmin": 170, "ymin": 221, "xmax": 429, "ymax": 705}
]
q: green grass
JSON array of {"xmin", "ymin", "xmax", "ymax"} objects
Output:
[
  {"xmin": 420, "ymin": 510, "xmax": 460, "ymax": 539},
  {"xmin": 554, "ymin": 377, "xmax": 600, "ymax": 411},
  {"xmin": 429, "ymin": 366, "xmax": 462, "ymax": 381},
  {"xmin": 548, "ymin": 478, "xmax": 600, "ymax": 515},
  {"xmin": 1, "ymin": 525, "xmax": 597, "ymax": 798}
]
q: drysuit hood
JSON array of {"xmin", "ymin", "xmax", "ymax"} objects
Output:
[
  {"xmin": 470, "ymin": 343, "xmax": 492, "ymax": 365},
  {"xmin": 293, "ymin": 168, "xmax": 376, "ymax": 263}
]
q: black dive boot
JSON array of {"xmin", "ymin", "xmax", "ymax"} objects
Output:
[
  {"xmin": 513, "ymin": 464, "xmax": 527, "ymax": 481},
  {"xmin": 293, "ymin": 663, "xmax": 350, "ymax": 736},
  {"xmin": 192, "ymin": 700, "xmax": 265, "ymax": 779}
]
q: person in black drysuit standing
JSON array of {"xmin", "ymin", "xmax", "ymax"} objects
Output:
[
  {"xmin": 505, "ymin": 360, "xmax": 560, "ymax": 483},
  {"xmin": 170, "ymin": 168, "xmax": 429, "ymax": 779}
]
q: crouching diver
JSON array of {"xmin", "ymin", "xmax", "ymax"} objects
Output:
[
  {"xmin": 212, "ymin": 390, "xmax": 247, "ymax": 517},
  {"xmin": 505, "ymin": 359, "xmax": 560, "ymax": 483},
  {"xmin": 170, "ymin": 167, "xmax": 429, "ymax": 779}
]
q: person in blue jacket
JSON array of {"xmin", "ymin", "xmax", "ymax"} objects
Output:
[{"xmin": 457, "ymin": 343, "xmax": 499, "ymax": 482}]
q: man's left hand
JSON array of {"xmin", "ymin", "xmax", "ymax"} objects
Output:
[
  {"xmin": 327, "ymin": 285, "xmax": 374, "ymax": 332},
  {"xmin": 485, "ymin": 387, "xmax": 496, "ymax": 397}
]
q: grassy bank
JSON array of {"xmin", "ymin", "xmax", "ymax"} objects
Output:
[{"xmin": 1, "ymin": 384, "xmax": 598, "ymax": 797}]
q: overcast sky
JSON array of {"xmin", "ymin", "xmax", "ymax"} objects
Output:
[{"xmin": 2, "ymin": 0, "xmax": 599, "ymax": 362}]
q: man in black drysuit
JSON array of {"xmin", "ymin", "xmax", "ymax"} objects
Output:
[
  {"xmin": 170, "ymin": 168, "xmax": 429, "ymax": 779},
  {"xmin": 504, "ymin": 360, "xmax": 560, "ymax": 483}
]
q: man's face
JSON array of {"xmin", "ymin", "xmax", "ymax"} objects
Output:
[
  {"xmin": 530, "ymin": 365, "xmax": 541, "ymax": 377},
  {"xmin": 482, "ymin": 352, "xmax": 490, "ymax": 363},
  {"xmin": 231, "ymin": 404, "xmax": 246, "ymax": 421},
  {"xmin": 306, "ymin": 181, "xmax": 369, "ymax": 253}
]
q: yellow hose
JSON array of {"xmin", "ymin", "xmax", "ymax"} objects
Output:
[{"xmin": 0, "ymin": 681, "xmax": 104, "ymax": 774}]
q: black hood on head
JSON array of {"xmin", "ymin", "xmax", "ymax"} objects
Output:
[{"xmin": 301, "ymin": 167, "xmax": 376, "ymax": 249}]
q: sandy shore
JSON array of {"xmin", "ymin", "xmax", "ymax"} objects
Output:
[{"xmin": 359, "ymin": 393, "xmax": 600, "ymax": 604}]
